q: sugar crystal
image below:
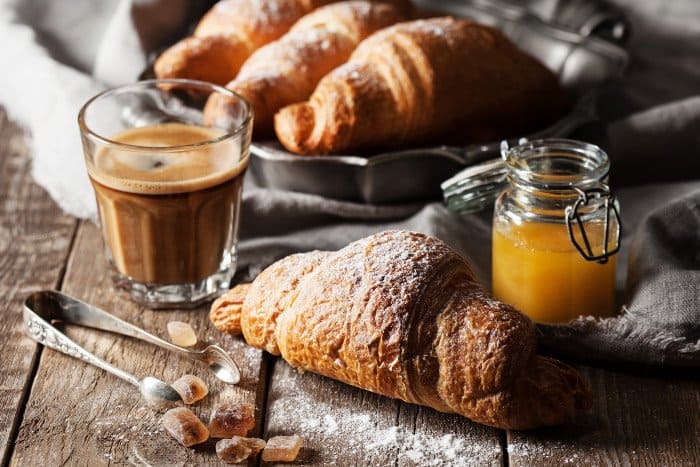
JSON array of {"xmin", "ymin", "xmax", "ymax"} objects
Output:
[
  {"xmin": 167, "ymin": 321, "xmax": 197, "ymax": 347},
  {"xmin": 171, "ymin": 374, "xmax": 208, "ymax": 404},
  {"xmin": 262, "ymin": 435, "xmax": 303, "ymax": 462},
  {"xmin": 208, "ymin": 403, "xmax": 255, "ymax": 438},
  {"xmin": 216, "ymin": 436, "xmax": 266, "ymax": 463},
  {"xmin": 162, "ymin": 407, "xmax": 209, "ymax": 447}
]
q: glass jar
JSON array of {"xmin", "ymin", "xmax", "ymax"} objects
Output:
[{"xmin": 443, "ymin": 138, "xmax": 621, "ymax": 323}]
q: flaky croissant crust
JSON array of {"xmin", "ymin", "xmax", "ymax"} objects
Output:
[
  {"xmin": 155, "ymin": 0, "xmax": 335, "ymax": 85},
  {"xmin": 225, "ymin": 1, "xmax": 407, "ymax": 135},
  {"xmin": 274, "ymin": 17, "xmax": 568, "ymax": 154},
  {"xmin": 212, "ymin": 231, "xmax": 592, "ymax": 429}
]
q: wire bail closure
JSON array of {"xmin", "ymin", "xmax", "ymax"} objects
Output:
[
  {"xmin": 500, "ymin": 138, "xmax": 529, "ymax": 160},
  {"xmin": 565, "ymin": 185, "xmax": 621, "ymax": 264}
]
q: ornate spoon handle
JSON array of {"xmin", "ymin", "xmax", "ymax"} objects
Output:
[{"xmin": 24, "ymin": 292, "xmax": 140, "ymax": 387}]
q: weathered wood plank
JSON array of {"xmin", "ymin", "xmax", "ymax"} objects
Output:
[
  {"xmin": 0, "ymin": 109, "xmax": 77, "ymax": 464},
  {"xmin": 264, "ymin": 358, "xmax": 503, "ymax": 466},
  {"xmin": 508, "ymin": 365, "xmax": 700, "ymax": 466},
  {"xmin": 11, "ymin": 221, "xmax": 267, "ymax": 466}
]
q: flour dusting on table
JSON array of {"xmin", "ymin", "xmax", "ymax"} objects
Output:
[{"xmin": 267, "ymin": 364, "xmax": 501, "ymax": 466}]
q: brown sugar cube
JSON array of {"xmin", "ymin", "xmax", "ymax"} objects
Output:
[
  {"xmin": 216, "ymin": 436, "xmax": 266, "ymax": 464},
  {"xmin": 167, "ymin": 321, "xmax": 197, "ymax": 347},
  {"xmin": 171, "ymin": 374, "xmax": 209, "ymax": 404},
  {"xmin": 262, "ymin": 435, "xmax": 303, "ymax": 463},
  {"xmin": 208, "ymin": 403, "xmax": 256, "ymax": 438},
  {"xmin": 162, "ymin": 407, "xmax": 209, "ymax": 447}
]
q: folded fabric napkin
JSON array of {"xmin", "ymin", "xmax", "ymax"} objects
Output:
[
  {"xmin": 1, "ymin": 0, "xmax": 699, "ymax": 366},
  {"xmin": 539, "ymin": 191, "xmax": 700, "ymax": 366}
]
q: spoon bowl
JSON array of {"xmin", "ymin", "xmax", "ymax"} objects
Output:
[
  {"xmin": 196, "ymin": 343, "xmax": 241, "ymax": 384},
  {"xmin": 140, "ymin": 376, "xmax": 183, "ymax": 409}
]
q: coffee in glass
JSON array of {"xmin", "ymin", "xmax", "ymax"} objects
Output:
[{"xmin": 78, "ymin": 80, "xmax": 252, "ymax": 307}]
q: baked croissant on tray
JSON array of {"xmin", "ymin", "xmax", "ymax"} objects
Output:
[
  {"xmin": 275, "ymin": 17, "xmax": 569, "ymax": 154},
  {"xmin": 207, "ymin": 1, "xmax": 408, "ymax": 136},
  {"xmin": 154, "ymin": 0, "xmax": 412, "ymax": 87},
  {"xmin": 210, "ymin": 230, "xmax": 592, "ymax": 430},
  {"xmin": 155, "ymin": 0, "xmax": 337, "ymax": 85}
]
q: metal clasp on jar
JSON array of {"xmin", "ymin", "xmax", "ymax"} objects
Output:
[{"xmin": 565, "ymin": 185, "xmax": 621, "ymax": 264}]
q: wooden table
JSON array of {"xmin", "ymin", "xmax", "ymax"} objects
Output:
[{"xmin": 1, "ymin": 107, "xmax": 699, "ymax": 466}]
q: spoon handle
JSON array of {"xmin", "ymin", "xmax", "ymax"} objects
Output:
[
  {"xmin": 23, "ymin": 291, "xmax": 240, "ymax": 385},
  {"xmin": 29, "ymin": 290, "xmax": 193, "ymax": 356},
  {"xmin": 23, "ymin": 293, "xmax": 140, "ymax": 388}
]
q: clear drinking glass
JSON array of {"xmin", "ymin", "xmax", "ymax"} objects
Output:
[{"xmin": 78, "ymin": 79, "xmax": 252, "ymax": 308}]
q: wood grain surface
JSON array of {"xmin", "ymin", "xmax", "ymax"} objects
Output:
[
  {"xmin": 1, "ymin": 106, "xmax": 699, "ymax": 466},
  {"xmin": 508, "ymin": 365, "xmax": 700, "ymax": 467},
  {"xmin": 0, "ymin": 109, "xmax": 77, "ymax": 464},
  {"xmin": 11, "ymin": 222, "xmax": 267, "ymax": 466}
]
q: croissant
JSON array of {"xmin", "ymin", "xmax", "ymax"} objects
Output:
[
  {"xmin": 210, "ymin": 231, "xmax": 592, "ymax": 430},
  {"xmin": 212, "ymin": 1, "xmax": 407, "ymax": 136},
  {"xmin": 154, "ymin": 35, "xmax": 253, "ymax": 85},
  {"xmin": 274, "ymin": 17, "xmax": 569, "ymax": 154},
  {"xmin": 155, "ymin": 0, "xmax": 334, "ymax": 85}
]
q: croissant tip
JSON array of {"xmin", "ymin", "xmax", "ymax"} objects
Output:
[
  {"xmin": 275, "ymin": 102, "xmax": 316, "ymax": 154},
  {"xmin": 209, "ymin": 283, "xmax": 252, "ymax": 335}
]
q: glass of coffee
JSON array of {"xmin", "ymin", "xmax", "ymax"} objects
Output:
[{"xmin": 78, "ymin": 79, "xmax": 252, "ymax": 308}]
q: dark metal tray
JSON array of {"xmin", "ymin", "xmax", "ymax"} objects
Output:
[
  {"xmin": 250, "ymin": 93, "xmax": 598, "ymax": 203},
  {"xmin": 249, "ymin": 0, "xmax": 628, "ymax": 203}
]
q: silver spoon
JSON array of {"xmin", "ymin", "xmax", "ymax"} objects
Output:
[
  {"xmin": 23, "ymin": 293, "xmax": 182, "ymax": 409},
  {"xmin": 24, "ymin": 291, "xmax": 240, "ymax": 385}
]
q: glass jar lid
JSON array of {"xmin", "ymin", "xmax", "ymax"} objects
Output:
[
  {"xmin": 441, "ymin": 158, "xmax": 508, "ymax": 214},
  {"xmin": 442, "ymin": 138, "xmax": 621, "ymax": 263},
  {"xmin": 441, "ymin": 138, "xmax": 610, "ymax": 214},
  {"xmin": 442, "ymin": 140, "xmax": 516, "ymax": 214}
]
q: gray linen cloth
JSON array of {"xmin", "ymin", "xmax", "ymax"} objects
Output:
[{"xmin": 1, "ymin": 0, "xmax": 698, "ymax": 366}]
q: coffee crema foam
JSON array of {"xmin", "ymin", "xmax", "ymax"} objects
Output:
[{"xmin": 89, "ymin": 123, "xmax": 247, "ymax": 195}]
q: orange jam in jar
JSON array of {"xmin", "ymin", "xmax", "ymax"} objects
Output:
[
  {"xmin": 492, "ymin": 221, "xmax": 616, "ymax": 323},
  {"xmin": 491, "ymin": 139, "xmax": 620, "ymax": 323},
  {"xmin": 441, "ymin": 138, "xmax": 621, "ymax": 323}
]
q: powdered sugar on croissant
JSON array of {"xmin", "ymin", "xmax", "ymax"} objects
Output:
[
  {"xmin": 211, "ymin": 231, "xmax": 592, "ymax": 429},
  {"xmin": 274, "ymin": 17, "xmax": 568, "ymax": 154},
  {"xmin": 155, "ymin": 0, "xmax": 336, "ymax": 85},
  {"xmin": 207, "ymin": 1, "xmax": 407, "ymax": 135}
]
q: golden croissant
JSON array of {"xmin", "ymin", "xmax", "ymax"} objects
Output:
[
  {"xmin": 155, "ymin": 0, "xmax": 336, "ymax": 85},
  {"xmin": 275, "ymin": 17, "xmax": 569, "ymax": 154},
  {"xmin": 217, "ymin": 1, "xmax": 408, "ymax": 136},
  {"xmin": 210, "ymin": 230, "xmax": 592, "ymax": 430}
]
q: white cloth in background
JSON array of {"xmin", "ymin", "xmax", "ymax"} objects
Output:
[{"xmin": 0, "ymin": 0, "xmax": 191, "ymax": 218}]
